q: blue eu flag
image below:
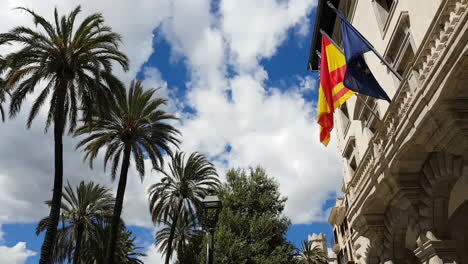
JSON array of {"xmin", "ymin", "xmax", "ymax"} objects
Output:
[{"xmin": 341, "ymin": 20, "xmax": 391, "ymax": 102}]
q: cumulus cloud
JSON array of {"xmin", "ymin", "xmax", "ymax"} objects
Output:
[
  {"xmin": 0, "ymin": 0, "xmax": 339, "ymax": 236},
  {"xmin": 0, "ymin": 225, "xmax": 36, "ymax": 264},
  {"xmin": 0, "ymin": 243, "xmax": 36, "ymax": 264},
  {"xmin": 160, "ymin": 0, "xmax": 337, "ymax": 223},
  {"xmin": 179, "ymin": 74, "xmax": 341, "ymax": 223},
  {"xmin": 221, "ymin": 0, "xmax": 316, "ymax": 71},
  {"xmin": 0, "ymin": 0, "xmax": 172, "ymax": 225},
  {"xmin": 140, "ymin": 245, "xmax": 169, "ymax": 264},
  {"xmin": 0, "ymin": 224, "xmax": 4, "ymax": 242},
  {"xmin": 297, "ymin": 75, "xmax": 318, "ymax": 93}
]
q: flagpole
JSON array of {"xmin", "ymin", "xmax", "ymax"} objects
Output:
[
  {"xmin": 319, "ymin": 29, "xmax": 344, "ymax": 54},
  {"xmin": 326, "ymin": 1, "xmax": 403, "ymax": 81}
]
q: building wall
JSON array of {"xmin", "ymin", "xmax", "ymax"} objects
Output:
[
  {"xmin": 326, "ymin": 0, "xmax": 468, "ymax": 263},
  {"xmin": 334, "ymin": 0, "xmax": 442, "ymax": 192},
  {"xmin": 308, "ymin": 233, "xmax": 337, "ymax": 263},
  {"xmin": 328, "ymin": 198, "xmax": 356, "ymax": 264}
]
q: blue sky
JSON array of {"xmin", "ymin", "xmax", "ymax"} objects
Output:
[{"xmin": 0, "ymin": 0, "xmax": 344, "ymax": 263}]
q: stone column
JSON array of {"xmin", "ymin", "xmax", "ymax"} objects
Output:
[{"xmin": 414, "ymin": 231, "xmax": 459, "ymax": 264}]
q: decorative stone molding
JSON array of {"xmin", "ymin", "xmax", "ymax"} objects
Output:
[
  {"xmin": 349, "ymin": 142, "xmax": 374, "ymax": 189},
  {"xmin": 414, "ymin": 239, "xmax": 459, "ymax": 263},
  {"xmin": 328, "ymin": 205, "xmax": 347, "ymax": 226},
  {"xmin": 348, "ymin": 0, "xmax": 468, "ymax": 200},
  {"xmin": 417, "ymin": 152, "xmax": 464, "ymax": 237},
  {"xmin": 363, "ymin": 224, "xmax": 387, "ymax": 264},
  {"xmin": 414, "ymin": 0, "xmax": 468, "ymax": 83}
]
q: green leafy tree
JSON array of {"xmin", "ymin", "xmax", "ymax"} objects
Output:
[
  {"xmin": 204, "ymin": 167, "xmax": 296, "ymax": 264},
  {"xmin": 0, "ymin": 6, "xmax": 128, "ymax": 263},
  {"xmin": 36, "ymin": 181, "xmax": 115, "ymax": 264},
  {"xmin": 156, "ymin": 215, "xmax": 202, "ymax": 264},
  {"xmin": 149, "ymin": 151, "xmax": 220, "ymax": 264},
  {"xmin": 296, "ymin": 240, "xmax": 328, "ymax": 264},
  {"xmin": 75, "ymin": 80, "xmax": 180, "ymax": 264}
]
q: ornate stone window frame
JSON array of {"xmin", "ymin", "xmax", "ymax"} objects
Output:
[
  {"xmin": 343, "ymin": 136, "xmax": 359, "ymax": 177},
  {"xmin": 353, "ymin": 96, "xmax": 380, "ymax": 137},
  {"xmin": 371, "ymin": 0, "xmax": 399, "ymax": 37},
  {"xmin": 383, "ymin": 11, "xmax": 416, "ymax": 82},
  {"xmin": 339, "ymin": 103, "xmax": 351, "ymax": 137}
]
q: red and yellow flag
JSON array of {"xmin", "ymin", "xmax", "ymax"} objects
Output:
[{"xmin": 318, "ymin": 35, "xmax": 355, "ymax": 146}]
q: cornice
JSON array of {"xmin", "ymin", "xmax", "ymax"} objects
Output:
[{"xmin": 347, "ymin": 0, "xmax": 468, "ymax": 221}]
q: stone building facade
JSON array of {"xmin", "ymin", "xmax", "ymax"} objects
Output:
[
  {"xmin": 308, "ymin": 233, "xmax": 337, "ymax": 263},
  {"xmin": 309, "ymin": 0, "xmax": 468, "ymax": 263},
  {"xmin": 328, "ymin": 198, "xmax": 357, "ymax": 264}
]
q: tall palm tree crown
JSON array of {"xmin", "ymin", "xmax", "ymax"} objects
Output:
[
  {"xmin": 75, "ymin": 80, "xmax": 180, "ymax": 179},
  {"xmin": 75, "ymin": 80, "xmax": 180, "ymax": 264},
  {"xmin": 155, "ymin": 215, "xmax": 201, "ymax": 263},
  {"xmin": 0, "ymin": 6, "xmax": 128, "ymax": 130},
  {"xmin": 149, "ymin": 151, "xmax": 220, "ymax": 264},
  {"xmin": 296, "ymin": 240, "xmax": 329, "ymax": 264},
  {"xmin": 37, "ymin": 181, "xmax": 115, "ymax": 264},
  {"xmin": 86, "ymin": 227, "xmax": 145, "ymax": 264},
  {"xmin": 0, "ymin": 6, "xmax": 128, "ymax": 263}
]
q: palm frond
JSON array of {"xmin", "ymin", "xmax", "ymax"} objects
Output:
[
  {"xmin": 74, "ymin": 80, "xmax": 181, "ymax": 179},
  {"xmin": 1, "ymin": 5, "xmax": 128, "ymax": 130},
  {"xmin": 36, "ymin": 181, "xmax": 115, "ymax": 263}
]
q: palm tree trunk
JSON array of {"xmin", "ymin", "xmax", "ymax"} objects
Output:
[
  {"xmin": 73, "ymin": 222, "xmax": 84, "ymax": 264},
  {"xmin": 106, "ymin": 143, "xmax": 131, "ymax": 264},
  {"xmin": 39, "ymin": 85, "xmax": 66, "ymax": 264},
  {"xmin": 164, "ymin": 199, "xmax": 183, "ymax": 264}
]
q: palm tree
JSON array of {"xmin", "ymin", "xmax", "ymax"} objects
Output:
[
  {"xmin": 149, "ymin": 151, "xmax": 220, "ymax": 264},
  {"xmin": 0, "ymin": 56, "xmax": 7, "ymax": 122},
  {"xmin": 0, "ymin": 6, "xmax": 128, "ymax": 263},
  {"xmin": 296, "ymin": 240, "xmax": 329, "ymax": 264},
  {"xmin": 85, "ymin": 226, "xmax": 145, "ymax": 264},
  {"xmin": 75, "ymin": 80, "xmax": 180, "ymax": 264},
  {"xmin": 36, "ymin": 181, "xmax": 115, "ymax": 264},
  {"xmin": 155, "ymin": 215, "xmax": 201, "ymax": 263}
]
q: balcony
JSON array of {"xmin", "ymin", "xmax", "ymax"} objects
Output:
[{"xmin": 328, "ymin": 204, "xmax": 346, "ymax": 226}]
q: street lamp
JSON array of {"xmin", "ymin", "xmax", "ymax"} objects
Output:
[{"xmin": 201, "ymin": 194, "xmax": 222, "ymax": 264}]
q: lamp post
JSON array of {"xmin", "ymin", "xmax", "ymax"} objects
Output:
[{"xmin": 201, "ymin": 194, "xmax": 222, "ymax": 264}]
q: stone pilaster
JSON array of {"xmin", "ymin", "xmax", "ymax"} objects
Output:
[{"xmin": 414, "ymin": 232, "xmax": 459, "ymax": 264}]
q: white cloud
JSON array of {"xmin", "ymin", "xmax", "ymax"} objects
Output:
[
  {"xmin": 0, "ymin": 0, "xmax": 173, "ymax": 81},
  {"xmin": 0, "ymin": 243, "xmax": 36, "ymax": 264},
  {"xmin": 0, "ymin": 0, "xmax": 173, "ymax": 225},
  {"xmin": 167, "ymin": 0, "xmax": 337, "ymax": 224},
  {"xmin": 297, "ymin": 75, "xmax": 317, "ymax": 92},
  {"xmin": 140, "ymin": 245, "xmax": 169, "ymax": 264},
  {"xmin": 179, "ymin": 74, "xmax": 341, "ymax": 223},
  {"xmin": 141, "ymin": 66, "xmax": 183, "ymax": 113},
  {"xmin": 221, "ymin": 0, "xmax": 317, "ymax": 71},
  {"xmin": 0, "ymin": 225, "xmax": 36, "ymax": 264},
  {"xmin": 0, "ymin": 224, "xmax": 4, "ymax": 243},
  {"xmin": 0, "ymin": 0, "xmax": 338, "ymax": 237}
]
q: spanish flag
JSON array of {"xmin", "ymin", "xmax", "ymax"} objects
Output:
[{"xmin": 318, "ymin": 35, "xmax": 355, "ymax": 146}]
